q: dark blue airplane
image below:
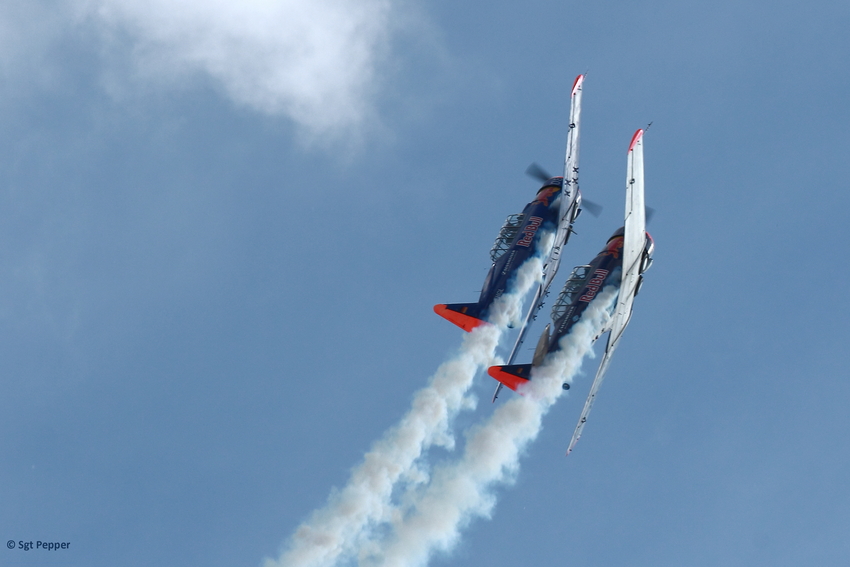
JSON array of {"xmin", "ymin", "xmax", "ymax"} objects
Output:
[
  {"xmin": 434, "ymin": 75, "xmax": 591, "ymax": 337},
  {"xmin": 434, "ymin": 178, "xmax": 571, "ymax": 331}
]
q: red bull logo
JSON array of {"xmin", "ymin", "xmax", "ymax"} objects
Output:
[
  {"xmin": 579, "ymin": 269, "xmax": 609, "ymax": 302},
  {"xmin": 516, "ymin": 216, "xmax": 543, "ymax": 247}
]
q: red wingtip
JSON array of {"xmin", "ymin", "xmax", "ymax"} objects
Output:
[
  {"xmin": 628, "ymin": 129, "xmax": 644, "ymax": 153},
  {"xmin": 487, "ymin": 366, "xmax": 530, "ymax": 392},
  {"xmin": 433, "ymin": 304, "xmax": 486, "ymax": 332},
  {"xmin": 571, "ymin": 74, "xmax": 584, "ymax": 96}
]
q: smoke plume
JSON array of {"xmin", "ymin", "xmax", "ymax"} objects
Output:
[
  {"xmin": 266, "ymin": 254, "xmax": 547, "ymax": 567},
  {"xmin": 360, "ymin": 285, "xmax": 619, "ymax": 567}
]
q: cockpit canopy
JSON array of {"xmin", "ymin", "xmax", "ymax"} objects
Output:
[
  {"xmin": 489, "ymin": 213, "xmax": 525, "ymax": 262},
  {"xmin": 551, "ymin": 265, "xmax": 592, "ymax": 321}
]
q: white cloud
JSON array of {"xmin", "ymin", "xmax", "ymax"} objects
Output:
[
  {"xmin": 1, "ymin": 0, "xmax": 402, "ymax": 138},
  {"xmin": 93, "ymin": 0, "xmax": 396, "ymax": 137}
]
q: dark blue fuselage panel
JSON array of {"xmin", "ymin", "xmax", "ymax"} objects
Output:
[
  {"xmin": 435, "ymin": 182, "xmax": 564, "ymax": 331},
  {"xmin": 476, "ymin": 188, "xmax": 562, "ymax": 322},
  {"xmin": 545, "ymin": 233, "xmax": 624, "ymax": 353}
]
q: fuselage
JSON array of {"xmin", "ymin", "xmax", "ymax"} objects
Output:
[
  {"xmin": 476, "ymin": 181, "xmax": 564, "ymax": 320},
  {"xmin": 544, "ymin": 231, "xmax": 625, "ymax": 355},
  {"xmin": 434, "ymin": 177, "xmax": 574, "ymax": 331},
  {"xmin": 487, "ymin": 226, "xmax": 651, "ymax": 392}
]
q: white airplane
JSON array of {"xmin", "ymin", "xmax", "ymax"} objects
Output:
[{"xmin": 566, "ymin": 128, "xmax": 653, "ymax": 455}]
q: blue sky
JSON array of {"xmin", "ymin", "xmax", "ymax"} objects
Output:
[{"xmin": 2, "ymin": 1, "xmax": 849, "ymax": 566}]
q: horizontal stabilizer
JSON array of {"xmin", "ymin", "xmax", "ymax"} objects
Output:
[
  {"xmin": 487, "ymin": 364, "xmax": 533, "ymax": 392},
  {"xmin": 433, "ymin": 303, "xmax": 486, "ymax": 332}
]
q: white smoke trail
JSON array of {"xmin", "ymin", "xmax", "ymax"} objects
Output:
[
  {"xmin": 361, "ymin": 285, "xmax": 620, "ymax": 567},
  {"xmin": 265, "ymin": 250, "xmax": 548, "ymax": 567}
]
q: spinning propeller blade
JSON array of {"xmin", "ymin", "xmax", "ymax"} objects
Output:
[
  {"xmin": 525, "ymin": 162, "xmax": 552, "ymax": 183},
  {"xmin": 582, "ymin": 199, "xmax": 603, "ymax": 217}
]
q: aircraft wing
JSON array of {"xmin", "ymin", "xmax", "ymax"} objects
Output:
[
  {"xmin": 611, "ymin": 129, "xmax": 645, "ymax": 347},
  {"xmin": 567, "ymin": 331, "xmax": 616, "ymax": 454},
  {"xmin": 541, "ymin": 74, "xmax": 584, "ymax": 295},
  {"xmin": 566, "ymin": 129, "xmax": 646, "ymax": 454}
]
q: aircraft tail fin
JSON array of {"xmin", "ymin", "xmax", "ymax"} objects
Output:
[
  {"xmin": 433, "ymin": 303, "xmax": 486, "ymax": 332},
  {"xmin": 487, "ymin": 364, "xmax": 533, "ymax": 392}
]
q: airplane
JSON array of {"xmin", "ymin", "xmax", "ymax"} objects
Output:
[
  {"xmin": 435, "ymin": 75, "xmax": 591, "ymax": 353},
  {"xmin": 488, "ymin": 128, "xmax": 654, "ymax": 455}
]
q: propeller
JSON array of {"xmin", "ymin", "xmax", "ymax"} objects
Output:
[
  {"xmin": 645, "ymin": 206, "xmax": 655, "ymax": 224},
  {"xmin": 582, "ymin": 200, "xmax": 603, "ymax": 218},
  {"xmin": 525, "ymin": 162, "xmax": 552, "ymax": 183},
  {"xmin": 524, "ymin": 162, "xmax": 603, "ymax": 217}
]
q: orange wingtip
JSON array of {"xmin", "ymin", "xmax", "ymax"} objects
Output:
[
  {"xmin": 433, "ymin": 304, "xmax": 486, "ymax": 332},
  {"xmin": 487, "ymin": 365, "xmax": 531, "ymax": 392},
  {"xmin": 628, "ymin": 129, "xmax": 644, "ymax": 153}
]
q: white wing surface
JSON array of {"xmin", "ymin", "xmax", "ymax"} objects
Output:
[
  {"xmin": 567, "ymin": 129, "xmax": 646, "ymax": 454},
  {"xmin": 541, "ymin": 74, "xmax": 584, "ymax": 295},
  {"xmin": 567, "ymin": 333, "xmax": 616, "ymax": 454},
  {"xmin": 612, "ymin": 129, "xmax": 646, "ymax": 347}
]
